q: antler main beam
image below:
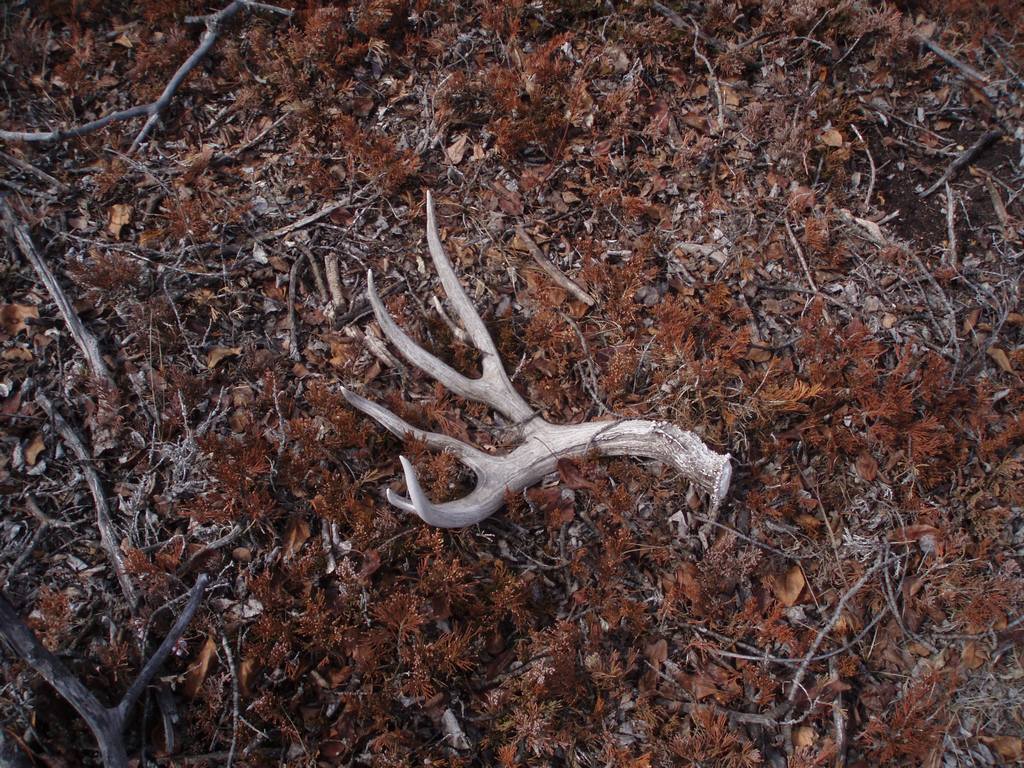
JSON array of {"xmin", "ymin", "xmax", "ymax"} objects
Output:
[{"xmin": 341, "ymin": 191, "xmax": 731, "ymax": 528}]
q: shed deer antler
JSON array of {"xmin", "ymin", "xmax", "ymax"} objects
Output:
[{"xmin": 341, "ymin": 192, "xmax": 731, "ymax": 528}]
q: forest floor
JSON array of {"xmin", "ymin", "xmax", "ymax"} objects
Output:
[{"xmin": 0, "ymin": 1, "xmax": 1022, "ymax": 767}]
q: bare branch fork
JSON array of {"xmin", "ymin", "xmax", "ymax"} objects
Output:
[
  {"xmin": 341, "ymin": 192, "xmax": 731, "ymax": 528},
  {"xmin": 0, "ymin": 574, "xmax": 210, "ymax": 768},
  {"xmin": 0, "ymin": 1, "xmax": 292, "ymax": 153}
]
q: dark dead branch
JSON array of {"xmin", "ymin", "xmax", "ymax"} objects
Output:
[
  {"xmin": 0, "ymin": 198, "xmax": 115, "ymax": 388},
  {"xmin": 651, "ymin": 2, "xmax": 723, "ymax": 51},
  {"xmin": 0, "ymin": 574, "xmax": 209, "ymax": 768},
  {"xmin": 287, "ymin": 254, "xmax": 305, "ymax": 361},
  {"xmin": 919, "ymin": 129, "xmax": 1002, "ymax": 198},
  {"xmin": 0, "ymin": 1, "xmax": 291, "ymax": 153}
]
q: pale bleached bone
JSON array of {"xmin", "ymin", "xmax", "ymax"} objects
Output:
[{"xmin": 342, "ymin": 191, "xmax": 731, "ymax": 528}]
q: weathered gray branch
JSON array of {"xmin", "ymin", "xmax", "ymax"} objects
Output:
[{"xmin": 0, "ymin": 198, "xmax": 114, "ymax": 388}]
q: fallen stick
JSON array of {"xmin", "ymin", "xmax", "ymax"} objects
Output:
[
  {"xmin": 919, "ymin": 129, "xmax": 1001, "ymax": 198},
  {"xmin": 287, "ymin": 253, "xmax": 305, "ymax": 361},
  {"xmin": 945, "ymin": 182, "xmax": 957, "ymax": 267},
  {"xmin": 514, "ymin": 225, "xmax": 595, "ymax": 306},
  {"xmin": 0, "ymin": 150, "xmax": 69, "ymax": 191},
  {"xmin": 35, "ymin": 393, "xmax": 139, "ymax": 611},
  {"xmin": 0, "ymin": 574, "xmax": 209, "ymax": 768},
  {"xmin": 651, "ymin": 2, "xmax": 723, "ymax": 51},
  {"xmin": 915, "ymin": 33, "xmax": 990, "ymax": 85},
  {"xmin": 266, "ymin": 198, "xmax": 351, "ymax": 240},
  {"xmin": 0, "ymin": 198, "xmax": 115, "ymax": 388}
]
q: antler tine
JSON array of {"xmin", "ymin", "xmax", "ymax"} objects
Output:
[
  {"xmin": 388, "ymin": 456, "xmax": 508, "ymax": 528},
  {"xmin": 424, "ymin": 191, "xmax": 534, "ymax": 422},
  {"xmin": 365, "ymin": 270, "xmax": 525, "ymax": 422},
  {"xmin": 339, "ymin": 386, "xmax": 492, "ymax": 471},
  {"xmin": 340, "ymin": 387, "xmax": 505, "ymax": 527}
]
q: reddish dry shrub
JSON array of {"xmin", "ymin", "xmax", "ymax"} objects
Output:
[
  {"xmin": 863, "ymin": 669, "xmax": 956, "ymax": 764},
  {"xmin": 66, "ymin": 250, "xmax": 143, "ymax": 305},
  {"xmin": 668, "ymin": 706, "xmax": 762, "ymax": 767},
  {"xmin": 26, "ymin": 587, "xmax": 72, "ymax": 652}
]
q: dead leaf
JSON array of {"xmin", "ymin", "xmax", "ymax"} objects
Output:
[
  {"xmin": 181, "ymin": 635, "xmax": 217, "ymax": 698},
  {"xmin": 644, "ymin": 638, "xmax": 668, "ymax": 668},
  {"xmin": 986, "ymin": 346, "xmax": 1013, "ymax": 373},
  {"xmin": 821, "ymin": 128, "xmax": 844, "ymax": 147},
  {"xmin": 25, "ymin": 434, "xmax": 45, "ymax": 466},
  {"xmin": 961, "ymin": 640, "xmax": 989, "ymax": 670},
  {"xmin": 206, "ymin": 346, "xmax": 241, "ymax": 368},
  {"xmin": 855, "ymin": 452, "xmax": 878, "ymax": 482},
  {"xmin": 446, "ymin": 134, "xmax": 468, "ymax": 165},
  {"xmin": 493, "ymin": 183, "xmax": 524, "ymax": 215},
  {"xmin": 889, "ymin": 525, "xmax": 944, "ymax": 557},
  {"xmin": 358, "ymin": 550, "xmax": 381, "ymax": 581},
  {"xmin": 788, "ymin": 185, "xmax": 816, "ymax": 212},
  {"xmin": 793, "ymin": 726, "xmax": 815, "ymax": 747},
  {"xmin": 980, "ymin": 735, "xmax": 1022, "ymax": 763},
  {"xmin": 556, "ymin": 458, "xmax": 602, "ymax": 494},
  {"xmin": 238, "ymin": 657, "xmax": 256, "ymax": 697},
  {"xmin": 113, "ymin": 33, "xmax": 133, "ymax": 48},
  {"xmin": 283, "ymin": 515, "xmax": 310, "ymax": 559},
  {"xmin": 108, "ymin": 204, "xmax": 132, "ymax": 238},
  {"xmin": 0, "ymin": 304, "xmax": 39, "ymax": 336},
  {"xmin": 772, "ymin": 565, "xmax": 805, "ymax": 606},
  {"xmin": 2, "ymin": 348, "xmax": 34, "ymax": 362},
  {"xmin": 720, "ymin": 84, "xmax": 740, "ymax": 107}
]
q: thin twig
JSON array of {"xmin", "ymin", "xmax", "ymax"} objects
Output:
[
  {"xmin": 850, "ymin": 125, "xmax": 875, "ymax": 210},
  {"xmin": 0, "ymin": 198, "xmax": 115, "ymax": 387},
  {"xmin": 2, "ymin": 523, "xmax": 48, "ymax": 588},
  {"xmin": 784, "ymin": 216, "xmax": 832, "ymax": 324},
  {"xmin": 945, "ymin": 182, "xmax": 957, "ymax": 267},
  {"xmin": 35, "ymin": 393, "xmax": 138, "ymax": 611},
  {"xmin": 692, "ymin": 22, "xmax": 725, "ymax": 132},
  {"xmin": 829, "ymin": 658, "xmax": 848, "ymax": 768},
  {"xmin": 298, "ymin": 243, "xmax": 329, "ymax": 303},
  {"xmin": 515, "ymin": 225, "xmax": 595, "ymax": 306},
  {"xmin": 287, "ymin": 253, "xmax": 305, "ymax": 361},
  {"xmin": 695, "ymin": 607, "xmax": 889, "ymax": 666},
  {"xmin": 0, "ymin": 150, "xmax": 69, "ymax": 191},
  {"xmin": 909, "ymin": 251, "xmax": 960, "ymax": 363},
  {"xmin": 919, "ymin": 129, "xmax": 1001, "ymax": 198},
  {"xmin": 266, "ymin": 198, "xmax": 351, "ymax": 240},
  {"xmin": 325, "ymin": 251, "xmax": 346, "ymax": 317},
  {"xmin": 177, "ymin": 523, "xmax": 247, "ymax": 577},
  {"xmin": 220, "ymin": 634, "xmax": 240, "ymax": 768},
  {"xmin": 778, "ymin": 554, "xmax": 890, "ymax": 716},
  {"xmin": 690, "ymin": 514, "xmax": 812, "ymax": 560},
  {"xmin": 130, "ymin": 3, "xmax": 246, "ymax": 152},
  {"xmin": 650, "ymin": 2, "xmax": 723, "ymax": 51}
]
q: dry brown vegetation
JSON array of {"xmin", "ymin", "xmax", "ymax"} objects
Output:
[{"xmin": 0, "ymin": 0, "xmax": 1022, "ymax": 766}]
